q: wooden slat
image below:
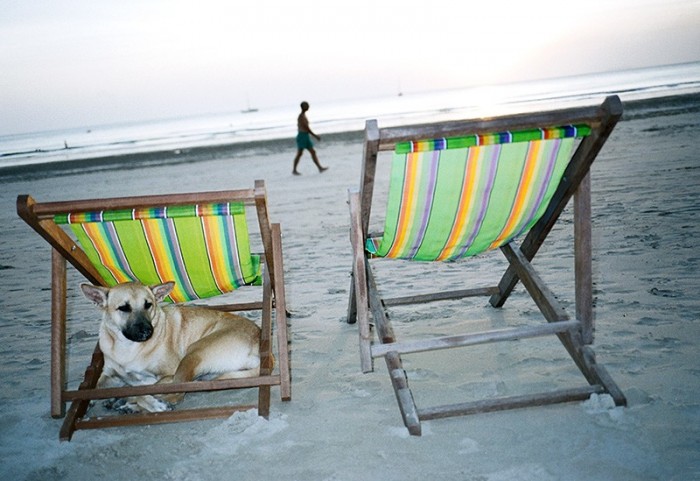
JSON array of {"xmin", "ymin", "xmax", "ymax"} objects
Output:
[
  {"xmin": 383, "ymin": 286, "xmax": 500, "ymax": 307},
  {"xmin": 581, "ymin": 346, "xmax": 627, "ymax": 406},
  {"xmin": 28, "ymin": 189, "xmax": 256, "ymax": 218},
  {"xmin": 346, "ymin": 120, "xmax": 380, "ymax": 326},
  {"xmin": 499, "ymin": 243, "xmax": 570, "ymax": 323},
  {"xmin": 386, "ymin": 352, "xmax": 421, "ymax": 436},
  {"xmin": 375, "ymin": 101, "xmax": 610, "ymax": 151},
  {"xmin": 258, "ymin": 263, "xmax": 274, "ymax": 418},
  {"xmin": 17, "ymin": 196, "xmax": 106, "ymax": 285},
  {"xmin": 349, "ymin": 189, "xmax": 373, "ymax": 373},
  {"xmin": 60, "ymin": 345, "xmax": 104, "ymax": 441},
  {"xmin": 255, "ymin": 180, "xmax": 276, "ymax": 289},
  {"xmin": 371, "ymin": 320, "xmax": 581, "ymax": 358},
  {"xmin": 574, "ymin": 172, "xmax": 594, "ymax": 344},
  {"xmin": 51, "ymin": 249, "xmax": 67, "ymax": 418},
  {"xmin": 271, "ymin": 222, "xmax": 292, "ymax": 401},
  {"xmin": 418, "ymin": 385, "xmax": 604, "ymax": 421},
  {"xmin": 63, "ymin": 375, "xmax": 282, "ymax": 402},
  {"xmin": 367, "ymin": 264, "xmax": 395, "ymax": 345},
  {"xmin": 193, "ymin": 301, "xmax": 264, "ymax": 312},
  {"xmin": 360, "ymin": 120, "xmax": 381, "ymax": 233},
  {"xmin": 74, "ymin": 405, "xmax": 257, "ymax": 431}
]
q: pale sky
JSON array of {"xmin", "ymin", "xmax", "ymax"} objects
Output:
[{"xmin": 1, "ymin": 0, "xmax": 699, "ymax": 135}]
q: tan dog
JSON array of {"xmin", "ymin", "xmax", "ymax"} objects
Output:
[{"xmin": 81, "ymin": 281, "xmax": 261, "ymax": 413}]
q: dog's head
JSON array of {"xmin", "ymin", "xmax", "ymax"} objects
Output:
[{"xmin": 80, "ymin": 281, "xmax": 175, "ymax": 343}]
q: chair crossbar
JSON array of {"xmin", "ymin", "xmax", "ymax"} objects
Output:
[
  {"xmin": 371, "ymin": 319, "xmax": 581, "ymax": 358},
  {"xmin": 74, "ymin": 405, "xmax": 257, "ymax": 431},
  {"xmin": 29, "ymin": 189, "xmax": 257, "ymax": 219},
  {"xmin": 382, "ymin": 286, "xmax": 500, "ymax": 306},
  {"xmin": 418, "ymin": 385, "xmax": 604, "ymax": 421},
  {"xmin": 63, "ymin": 375, "xmax": 283, "ymax": 402}
]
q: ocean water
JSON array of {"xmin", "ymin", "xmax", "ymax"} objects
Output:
[{"xmin": 1, "ymin": 61, "xmax": 699, "ymax": 173}]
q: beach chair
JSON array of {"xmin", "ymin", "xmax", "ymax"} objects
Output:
[
  {"xmin": 347, "ymin": 96, "xmax": 626, "ymax": 435},
  {"xmin": 17, "ymin": 180, "xmax": 291, "ymax": 441}
]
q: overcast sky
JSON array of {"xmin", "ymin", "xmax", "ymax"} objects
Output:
[{"xmin": 1, "ymin": 0, "xmax": 699, "ymax": 135}]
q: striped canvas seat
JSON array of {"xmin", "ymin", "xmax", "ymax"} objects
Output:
[
  {"xmin": 55, "ymin": 202, "xmax": 261, "ymax": 303},
  {"xmin": 367, "ymin": 125, "xmax": 590, "ymax": 261}
]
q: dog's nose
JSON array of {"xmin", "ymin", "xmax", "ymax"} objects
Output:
[{"xmin": 123, "ymin": 318, "xmax": 153, "ymax": 342}]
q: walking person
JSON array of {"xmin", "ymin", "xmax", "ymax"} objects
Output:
[{"xmin": 293, "ymin": 101, "xmax": 328, "ymax": 175}]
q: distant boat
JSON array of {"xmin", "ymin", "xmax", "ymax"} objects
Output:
[{"xmin": 241, "ymin": 96, "xmax": 258, "ymax": 113}]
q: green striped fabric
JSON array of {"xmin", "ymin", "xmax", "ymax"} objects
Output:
[
  {"xmin": 56, "ymin": 203, "xmax": 261, "ymax": 303},
  {"xmin": 367, "ymin": 125, "xmax": 589, "ymax": 261}
]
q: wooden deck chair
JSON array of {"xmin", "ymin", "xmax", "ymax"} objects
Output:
[
  {"xmin": 17, "ymin": 180, "xmax": 291, "ymax": 441},
  {"xmin": 347, "ymin": 96, "xmax": 626, "ymax": 435}
]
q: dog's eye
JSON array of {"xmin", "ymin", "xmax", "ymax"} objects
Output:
[
  {"xmin": 117, "ymin": 304, "xmax": 131, "ymax": 313},
  {"xmin": 144, "ymin": 301, "xmax": 153, "ymax": 310}
]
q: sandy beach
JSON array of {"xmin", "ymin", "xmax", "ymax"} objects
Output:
[{"xmin": 1, "ymin": 94, "xmax": 699, "ymax": 480}]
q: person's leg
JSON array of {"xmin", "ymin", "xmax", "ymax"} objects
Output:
[
  {"xmin": 292, "ymin": 149, "xmax": 303, "ymax": 174},
  {"xmin": 309, "ymin": 148, "xmax": 327, "ymax": 172}
]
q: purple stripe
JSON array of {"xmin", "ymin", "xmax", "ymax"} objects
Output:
[
  {"xmin": 162, "ymin": 219, "xmax": 198, "ymax": 300},
  {"xmin": 407, "ymin": 150, "xmax": 440, "ymax": 258},
  {"xmin": 512, "ymin": 139, "xmax": 561, "ymax": 239},
  {"xmin": 454, "ymin": 145, "xmax": 501, "ymax": 259},
  {"xmin": 222, "ymin": 215, "xmax": 244, "ymax": 286},
  {"xmin": 104, "ymin": 223, "xmax": 135, "ymax": 279}
]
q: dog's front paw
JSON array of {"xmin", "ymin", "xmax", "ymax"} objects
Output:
[
  {"xmin": 113, "ymin": 399, "xmax": 142, "ymax": 414},
  {"xmin": 138, "ymin": 395, "xmax": 173, "ymax": 413},
  {"xmin": 105, "ymin": 395, "xmax": 174, "ymax": 414}
]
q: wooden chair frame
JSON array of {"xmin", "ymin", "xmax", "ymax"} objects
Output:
[
  {"xmin": 17, "ymin": 179, "xmax": 291, "ymax": 441},
  {"xmin": 347, "ymin": 96, "xmax": 626, "ymax": 435}
]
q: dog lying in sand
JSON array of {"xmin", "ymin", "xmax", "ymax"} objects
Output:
[{"xmin": 81, "ymin": 281, "xmax": 261, "ymax": 413}]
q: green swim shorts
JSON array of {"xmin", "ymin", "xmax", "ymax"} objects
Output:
[{"xmin": 296, "ymin": 131, "xmax": 314, "ymax": 150}]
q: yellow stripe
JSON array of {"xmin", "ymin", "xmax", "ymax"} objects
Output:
[
  {"xmin": 436, "ymin": 147, "xmax": 482, "ymax": 261},
  {"xmin": 387, "ymin": 153, "xmax": 420, "ymax": 258},
  {"xmin": 202, "ymin": 216, "xmax": 234, "ymax": 292},
  {"xmin": 141, "ymin": 219, "xmax": 187, "ymax": 303},
  {"xmin": 489, "ymin": 140, "xmax": 542, "ymax": 249},
  {"xmin": 83, "ymin": 223, "xmax": 131, "ymax": 283}
]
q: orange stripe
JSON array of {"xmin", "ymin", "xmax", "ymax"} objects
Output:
[
  {"xmin": 141, "ymin": 220, "xmax": 186, "ymax": 302},
  {"xmin": 436, "ymin": 147, "xmax": 480, "ymax": 261},
  {"xmin": 387, "ymin": 153, "xmax": 419, "ymax": 258},
  {"xmin": 202, "ymin": 216, "xmax": 233, "ymax": 292},
  {"xmin": 83, "ymin": 223, "xmax": 131, "ymax": 283},
  {"xmin": 489, "ymin": 140, "xmax": 542, "ymax": 249}
]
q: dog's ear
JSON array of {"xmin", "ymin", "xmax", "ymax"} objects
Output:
[
  {"xmin": 80, "ymin": 283, "xmax": 109, "ymax": 308},
  {"xmin": 151, "ymin": 281, "xmax": 175, "ymax": 303}
]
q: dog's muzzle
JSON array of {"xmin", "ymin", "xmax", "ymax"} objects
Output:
[{"xmin": 122, "ymin": 314, "xmax": 154, "ymax": 342}]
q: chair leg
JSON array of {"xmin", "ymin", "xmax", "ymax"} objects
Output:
[
  {"xmin": 258, "ymin": 267, "xmax": 273, "ymax": 417},
  {"xmin": 349, "ymin": 190, "xmax": 373, "ymax": 373},
  {"xmin": 386, "ymin": 352, "xmax": 421, "ymax": 436},
  {"xmin": 347, "ymin": 273, "xmax": 357, "ymax": 324},
  {"xmin": 581, "ymin": 346, "xmax": 627, "ymax": 406},
  {"xmin": 574, "ymin": 172, "xmax": 594, "ymax": 344},
  {"xmin": 271, "ymin": 223, "xmax": 291, "ymax": 401},
  {"xmin": 59, "ymin": 344, "xmax": 104, "ymax": 441},
  {"xmin": 51, "ymin": 249, "xmax": 67, "ymax": 419}
]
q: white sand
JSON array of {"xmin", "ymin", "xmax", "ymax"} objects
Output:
[{"xmin": 1, "ymin": 98, "xmax": 699, "ymax": 480}]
